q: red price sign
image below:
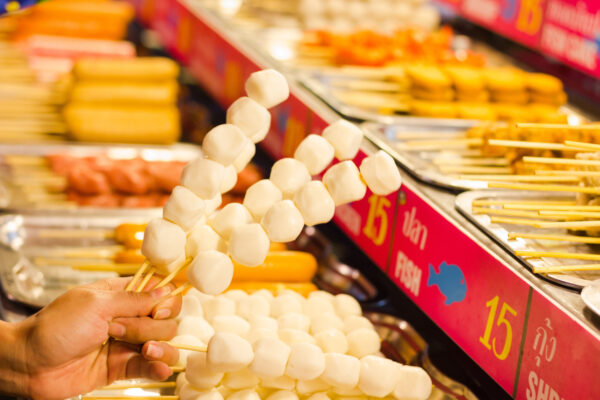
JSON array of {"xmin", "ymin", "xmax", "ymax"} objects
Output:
[
  {"xmin": 514, "ymin": 291, "xmax": 600, "ymax": 399},
  {"xmin": 435, "ymin": 0, "xmax": 544, "ymax": 48},
  {"xmin": 460, "ymin": 0, "xmax": 544, "ymax": 48},
  {"xmin": 388, "ymin": 183, "xmax": 531, "ymax": 394},
  {"xmin": 538, "ymin": 0, "xmax": 600, "ymax": 78}
]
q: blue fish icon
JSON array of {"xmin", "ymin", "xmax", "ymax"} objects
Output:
[{"xmin": 427, "ymin": 261, "xmax": 467, "ymax": 305}]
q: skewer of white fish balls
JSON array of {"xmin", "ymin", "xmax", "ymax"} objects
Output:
[
  {"xmin": 174, "ymin": 331, "xmax": 430, "ymax": 400},
  {"xmin": 132, "ymin": 69, "xmax": 289, "ymax": 291},
  {"xmin": 134, "ymin": 69, "xmax": 401, "ymax": 301},
  {"xmin": 174, "ymin": 291, "xmax": 381, "ymax": 369}
]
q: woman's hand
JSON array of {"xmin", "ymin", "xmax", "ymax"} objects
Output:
[{"xmin": 0, "ymin": 277, "xmax": 182, "ymax": 400}]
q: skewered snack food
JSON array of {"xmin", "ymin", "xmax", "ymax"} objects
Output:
[
  {"xmin": 163, "ymin": 288, "xmax": 431, "ymax": 400},
  {"xmin": 128, "ymin": 68, "xmax": 401, "ymax": 313},
  {"xmin": 65, "ymin": 57, "xmax": 181, "ymax": 144}
]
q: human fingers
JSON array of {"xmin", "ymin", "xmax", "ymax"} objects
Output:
[
  {"xmin": 108, "ymin": 317, "xmax": 177, "ymax": 344},
  {"xmin": 134, "ymin": 277, "xmax": 182, "ymax": 320},
  {"xmin": 103, "ymin": 286, "xmax": 173, "ymax": 319},
  {"xmin": 107, "ymin": 342, "xmax": 172, "ymax": 382},
  {"xmin": 141, "ymin": 341, "xmax": 179, "ymax": 365},
  {"xmin": 86, "ymin": 277, "xmax": 133, "ymax": 291}
]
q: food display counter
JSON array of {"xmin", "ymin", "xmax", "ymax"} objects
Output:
[
  {"xmin": 1, "ymin": 1, "xmax": 599, "ymax": 399},
  {"xmin": 123, "ymin": 0, "xmax": 600, "ymax": 398}
]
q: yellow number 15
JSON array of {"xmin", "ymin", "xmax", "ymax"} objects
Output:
[
  {"xmin": 363, "ymin": 194, "xmax": 390, "ymax": 246},
  {"xmin": 480, "ymin": 296, "xmax": 517, "ymax": 361}
]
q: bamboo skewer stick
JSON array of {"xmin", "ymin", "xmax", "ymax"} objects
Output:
[
  {"xmin": 533, "ymin": 264, "xmax": 600, "ymax": 273},
  {"xmin": 34, "ymin": 257, "xmax": 116, "ymax": 266},
  {"xmin": 473, "ymin": 200, "xmax": 575, "ymax": 207},
  {"xmin": 37, "ymin": 229, "xmax": 113, "ymax": 239},
  {"xmin": 125, "ymin": 260, "xmax": 150, "ymax": 291},
  {"xmin": 441, "ymin": 149, "xmax": 485, "ymax": 157},
  {"xmin": 99, "ymin": 382, "xmax": 177, "ymax": 390},
  {"xmin": 434, "ymin": 157, "xmax": 508, "ymax": 166},
  {"xmin": 71, "ymin": 264, "xmax": 140, "ymax": 274},
  {"xmin": 536, "ymin": 169, "xmax": 600, "ymax": 177},
  {"xmin": 539, "ymin": 210, "xmax": 600, "ymax": 218},
  {"xmin": 47, "ymin": 246, "xmax": 125, "ymax": 258},
  {"xmin": 170, "ymin": 282, "xmax": 192, "ymax": 297},
  {"xmin": 2, "ymin": 154, "xmax": 47, "ymax": 166},
  {"xmin": 523, "ymin": 156, "xmax": 600, "ymax": 167},
  {"xmin": 135, "ymin": 267, "xmax": 156, "ymax": 293},
  {"xmin": 395, "ymin": 131, "xmax": 466, "ymax": 140},
  {"xmin": 515, "ymin": 122, "xmax": 600, "ymax": 131},
  {"xmin": 487, "ymin": 139, "xmax": 589, "ymax": 151},
  {"xmin": 487, "ymin": 182, "xmax": 600, "ymax": 194},
  {"xmin": 516, "ymin": 250, "xmax": 600, "ymax": 261},
  {"xmin": 504, "ymin": 204, "xmax": 600, "ymax": 211},
  {"xmin": 564, "ymin": 140, "xmax": 600, "ymax": 151},
  {"xmin": 155, "ymin": 258, "xmax": 192, "ymax": 289},
  {"xmin": 490, "ymin": 216, "xmax": 548, "ymax": 226},
  {"xmin": 460, "ymin": 175, "xmax": 580, "ymax": 182},
  {"xmin": 472, "ymin": 207, "xmax": 569, "ymax": 219},
  {"xmin": 439, "ymin": 166, "xmax": 513, "ymax": 174},
  {"xmin": 166, "ymin": 342, "xmax": 207, "ymax": 352},
  {"xmin": 171, "ymin": 365, "xmax": 185, "ymax": 373},
  {"xmin": 397, "ymin": 137, "xmax": 482, "ymax": 151},
  {"xmin": 507, "ymin": 232, "xmax": 600, "ymax": 244},
  {"xmin": 534, "ymin": 220, "xmax": 600, "ymax": 229}
]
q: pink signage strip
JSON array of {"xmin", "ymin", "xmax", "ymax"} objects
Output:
[
  {"xmin": 459, "ymin": 0, "xmax": 544, "ymax": 48},
  {"xmin": 515, "ymin": 290, "xmax": 600, "ymax": 399},
  {"xmin": 538, "ymin": 0, "xmax": 600, "ymax": 78},
  {"xmin": 388, "ymin": 183, "xmax": 533, "ymax": 394},
  {"xmin": 437, "ymin": 0, "xmax": 600, "ymax": 78}
]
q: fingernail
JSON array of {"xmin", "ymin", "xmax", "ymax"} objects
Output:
[
  {"xmin": 108, "ymin": 322, "xmax": 126, "ymax": 338},
  {"xmin": 154, "ymin": 308, "xmax": 171, "ymax": 320},
  {"xmin": 146, "ymin": 343, "xmax": 163, "ymax": 359},
  {"xmin": 152, "ymin": 286, "xmax": 172, "ymax": 299}
]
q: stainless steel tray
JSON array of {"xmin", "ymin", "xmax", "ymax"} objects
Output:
[
  {"xmin": 582, "ymin": 280, "xmax": 600, "ymax": 317},
  {"xmin": 0, "ymin": 142, "xmax": 201, "ymax": 211},
  {"xmin": 303, "ymin": 74, "xmax": 481, "ymax": 129},
  {"xmin": 0, "ymin": 210, "xmax": 160, "ymax": 307},
  {"xmin": 455, "ymin": 190, "xmax": 598, "ymax": 290},
  {"xmin": 362, "ymin": 121, "xmax": 483, "ymax": 191}
]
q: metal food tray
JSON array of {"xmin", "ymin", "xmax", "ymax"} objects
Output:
[
  {"xmin": 0, "ymin": 210, "xmax": 160, "ymax": 307},
  {"xmin": 0, "ymin": 220, "xmax": 378, "ymax": 309},
  {"xmin": 581, "ymin": 280, "xmax": 600, "ymax": 317},
  {"xmin": 0, "ymin": 142, "xmax": 202, "ymax": 211},
  {"xmin": 302, "ymin": 74, "xmax": 481, "ymax": 129},
  {"xmin": 362, "ymin": 121, "xmax": 484, "ymax": 191},
  {"xmin": 455, "ymin": 190, "xmax": 599, "ymax": 290}
]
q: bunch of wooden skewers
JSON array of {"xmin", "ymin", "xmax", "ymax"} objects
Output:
[{"xmin": 415, "ymin": 122, "xmax": 600, "ymax": 276}]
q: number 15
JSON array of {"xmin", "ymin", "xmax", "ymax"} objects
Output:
[{"xmin": 480, "ymin": 296, "xmax": 517, "ymax": 360}]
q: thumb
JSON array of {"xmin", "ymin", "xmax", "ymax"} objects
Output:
[{"xmin": 105, "ymin": 286, "xmax": 172, "ymax": 318}]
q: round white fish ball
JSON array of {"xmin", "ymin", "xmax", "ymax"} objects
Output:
[
  {"xmin": 187, "ymin": 250, "xmax": 234, "ymax": 296},
  {"xmin": 243, "ymin": 179, "xmax": 282, "ymax": 221},
  {"xmin": 346, "ymin": 328, "xmax": 380, "ymax": 358},
  {"xmin": 226, "ymin": 96, "xmax": 271, "ymax": 143},
  {"xmin": 203, "ymin": 124, "xmax": 249, "ymax": 166}
]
